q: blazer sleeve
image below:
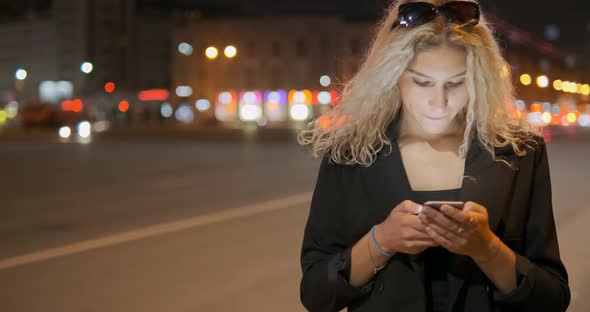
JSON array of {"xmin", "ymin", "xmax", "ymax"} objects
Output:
[
  {"xmin": 491, "ymin": 137, "xmax": 570, "ymax": 311},
  {"xmin": 300, "ymin": 156, "xmax": 373, "ymax": 312}
]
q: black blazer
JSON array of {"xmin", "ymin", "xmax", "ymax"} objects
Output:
[{"xmin": 299, "ymin": 120, "xmax": 570, "ymax": 312}]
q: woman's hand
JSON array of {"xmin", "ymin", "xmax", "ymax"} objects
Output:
[
  {"xmin": 375, "ymin": 200, "xmax": 439, "ymax": 255},
  {"xmin": 418, "ymin": 201, "xmax": 501, "ymax": 262}
]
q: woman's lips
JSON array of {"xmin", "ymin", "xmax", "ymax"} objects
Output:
[{"xmin": 426, "ymin": 116, "xmax": 447, "ymax": 120}]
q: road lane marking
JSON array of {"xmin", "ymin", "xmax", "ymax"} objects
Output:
[{"xmin": 0, "ymin": 192, "xmax": 312, "ymax": 271}]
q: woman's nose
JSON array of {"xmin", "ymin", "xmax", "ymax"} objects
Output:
[{"xmin": 428, "ymin": 86, "xmax": 448, "ymax": 108}]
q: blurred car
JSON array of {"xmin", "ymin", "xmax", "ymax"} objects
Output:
[
  {"xmin": 19, "ymin": 103, "xmax": 52, "ymax": 128},
  {"xmin": 58, "ymin": 121, "xmax": 88, "ymax": 139}
]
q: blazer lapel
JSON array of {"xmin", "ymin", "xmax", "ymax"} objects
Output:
[
  {"xmin": 360, "ymin": 113, "xmax": 414, "ymax": 224},
  {"xmin": 360, "ymin": 117, "xmax": 427, "ymax": 293},
  {"xmin": 448, "ymin": 135, "xmax": 516, "ymax": 310},
  {"xmin": 459, "ymin": 133, "xmax": 518, "ymax": 236}
]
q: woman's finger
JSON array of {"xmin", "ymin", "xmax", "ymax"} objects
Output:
[
  {"xmin": 406, "ymin": 228, "xmax": 436, "ymax": 241},
  {"xmin": 439, "ymin": 205, "xmax": 468, "ymax": 224},
  {"xmin": 406, "ymin": 214, "xmax": 429, "ymax": 232},
  {"xmin": 463, "ymin": 201, "xmax": 488, "ymax": 217},
  {"xmin": 420, "ymin": 206, "xmax": 462, "ymax": 232},
  {"xmin": 422, "ymin": 215, "xmax": 468, "ymax": 246},
  {"xmin": 409, "ymin": 240, "xmax": 440, "ymax": 247},
  {"xmin": 440, "ymin": 207, "xmax": 480, "ymax": 230},
  {"xmin": 424, "ymin": 225, "xmax": 455, "ymax": 250}
]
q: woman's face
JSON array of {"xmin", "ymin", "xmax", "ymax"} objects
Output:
[{"xmin": 398, "ymin": 44, "xmax": 469, "ymax": 136}]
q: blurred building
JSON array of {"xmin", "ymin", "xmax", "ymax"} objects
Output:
[
  {"xmin": 0, "ymin": 0, "xmax": 172, "ymax": 106},
  {"xmin": 171, "ymin": 14, "xmax": 374, "ymax": 125},
  {"xmin": 0, "ymin": 0, "xmax": 587, "ymax": 128}
]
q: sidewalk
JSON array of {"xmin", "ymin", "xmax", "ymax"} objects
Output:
[
  {"xmin": 1, "ymin": 124, "xmax": 586, "ymax": 143},
  {"xmin": 0, "ymin": 124, "xmax": 301, "ymax": 143},
  {"xmin": 102, "ymin": 124, "xmax": 300, "ymax": 142},
  {"xmin": 0, "ymin": 128, "xmax": 57, "ymax": 142}
]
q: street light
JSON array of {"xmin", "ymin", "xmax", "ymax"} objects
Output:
[
  {"xmin": 178, "ymin": 42, "xmax": 193, "ymax": 56},
  {"xmin": 81, "ymin": 62, "xmax": 93, "ymax": 74},
  {"xmin": 562, "ymin": 81, "xmax": 576, "ymax": 93},
  {"xmin": 536, "ymin": 75, "xmax": 549, "ymax": 88},
  {"xmin": 206, "ymin": 47, "xmax": 219, "ymax": 59},
  {"xmin": 15, "ymin": 68, "xmax": 27, "ymax": 80},
  {"xmin": 519, "ymin": 74, "xmax": 531, "ymax": 86},
  {"xmin": 224, "ymin": 45, "xmax": 237, "ymax": 58},
  {"xmin": 15, "ymin": 68, "xmax": 27, "ymax": 94},
  {"xmin": 320, "ymin": 75, "xmax": 331, "ymax": 87}
]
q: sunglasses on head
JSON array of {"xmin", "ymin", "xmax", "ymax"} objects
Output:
[{"xmin": 392, "ymin": 1, "xmax": 480, "ymax": 30}]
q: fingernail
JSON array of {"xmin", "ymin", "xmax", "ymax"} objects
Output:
[{"xmin": 416, "ymin": 205, "xmax": 423, "ymax": 213}]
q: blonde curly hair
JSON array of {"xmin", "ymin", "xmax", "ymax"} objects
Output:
[{"xmin": 298, "ymin": 0, "xmax": 540, "ymax": 167}]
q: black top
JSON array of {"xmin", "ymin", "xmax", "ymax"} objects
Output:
[{"xmin": 413, "ymin": 188, "xmax": 461, "ymax": 312}]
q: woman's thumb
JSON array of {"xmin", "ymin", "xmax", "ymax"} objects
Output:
[{"xmin": 395, "ymin": 200, "xmax": 423, "ymax": 214}]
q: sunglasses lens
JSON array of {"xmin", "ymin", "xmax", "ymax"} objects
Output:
[
  {"xmin": 396, "ymin": 3, "xmax": 438, "ymax": 28},
  {"xmin": 443, "ymin": 2, "xmax": 480, "ymax": 25}
]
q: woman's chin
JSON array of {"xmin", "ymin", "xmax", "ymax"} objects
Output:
[{"xmin": 420, "ymin": 122, "xmax": 451, "ymax": 135}]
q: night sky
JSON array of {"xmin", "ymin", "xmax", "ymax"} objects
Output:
[
  {"xmin": 3, "ymin": 0, "xmax": 589, "ymax": 56},
  {"xmin": 137, "ymin": 0, "xmax": 590, "ymax": 58}
]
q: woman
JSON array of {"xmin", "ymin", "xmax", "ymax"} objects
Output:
[{"xmin": 298, "ymin": 1, "xmax": 570, "ymax": 311}]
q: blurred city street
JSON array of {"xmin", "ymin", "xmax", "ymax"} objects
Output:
[
  {"xmin": 0, "ymin": 127, "xmax": 588, "ymax": 311},
  {"xmin": 0, "ymin": 0, "xmax": 589, "ymax": 311}
]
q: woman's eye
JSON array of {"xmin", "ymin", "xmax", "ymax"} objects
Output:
[
  {"xmin": 447, "ymin": 81, "xmax": 465, "ymax": 88},
  {"xmin": 413, "ymin": 79, "xmax": 431, "ymax": 87}
]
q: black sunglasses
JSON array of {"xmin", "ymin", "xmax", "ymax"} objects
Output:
[{"xmin": 392, "ymin": 1, "xmax": 480, "ymax": 30}]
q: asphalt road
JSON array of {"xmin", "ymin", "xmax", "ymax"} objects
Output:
[{"xmin": 0, "ymin": 127, "xmax": 588, "ymax": 311}]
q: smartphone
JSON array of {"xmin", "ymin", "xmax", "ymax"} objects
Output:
[{"xmin": 423, "ymin": 201, "xmax": 464, "ymax": 211}]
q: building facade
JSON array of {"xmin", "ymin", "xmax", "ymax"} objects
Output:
[
  {"xmin": 0, "ymin": 0, "xmax": 172, "ymax": 106},
  {"xmin": 171, "ymin": 14, "xmax": 375, "ymax": 125}
]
